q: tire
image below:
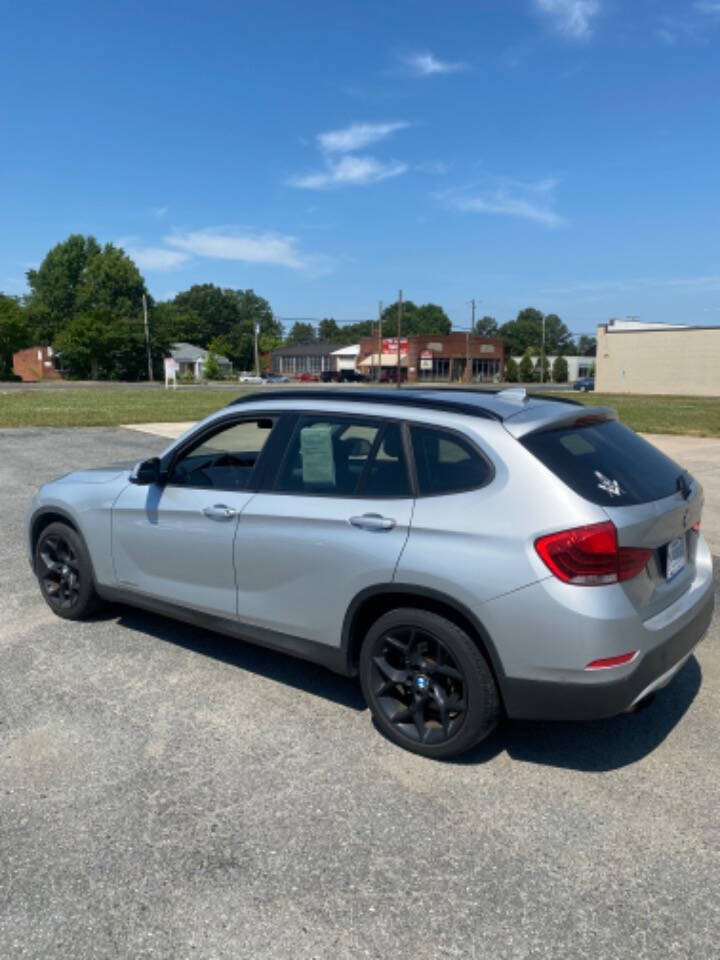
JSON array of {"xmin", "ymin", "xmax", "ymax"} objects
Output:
[
  {"xmin": 35, "ymin": 521, "xmax": 103, "ymax": 620},
  {"xmin": 359, "ymin": 608, "xmax": 500, "ymax": 759}
]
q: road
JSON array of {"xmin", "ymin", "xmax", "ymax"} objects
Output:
[{"xmin": 1, "ymin": 427, "xmax": 718, "ymax": 960}]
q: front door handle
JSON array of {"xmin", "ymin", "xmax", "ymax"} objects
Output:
[
  {"xmin": 349, "ymin": 513, "xmax": 396, "ymax": 532},
  {"xmin": 202, "ymin": 504, "xmax": 238, "ymax": 521}
]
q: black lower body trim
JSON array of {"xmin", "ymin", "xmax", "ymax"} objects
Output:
[
  {"xmin": 501, "ymin": 593, "xmax": 714, "ymax": 722},
  {"xmin": 96, "ymin": 585, "xmax": 353, "ymax": 676}
]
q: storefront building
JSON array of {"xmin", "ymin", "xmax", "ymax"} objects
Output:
[{"xmin": 357, "ymin": 333, "xmax": 504, "ymax": 384}]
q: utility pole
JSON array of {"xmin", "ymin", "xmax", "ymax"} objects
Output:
[
  {"xmin": 470, "ymin": 298, "xmax": 476, "ymax": 336},
  {"xmin": 540, "ymin": 314, "xmax": 546, "ymax": 384},
  {"xmin": 142, "ymin": 294, "xmax": 153, "ymax": 382},
  {"xmin": 377, "ymin": 301, "xmax": 383, "ymax": 383},
  {"xmin": 253, "ymin": 322, "xmax": 260, "ymax": 376},
  {"xmin": 396, "ymin": 290, "xmax": 403, "ymax": 388},
  {"xmin": 465, "ymin": 331, "xmax": 471, "ymax": 383}
]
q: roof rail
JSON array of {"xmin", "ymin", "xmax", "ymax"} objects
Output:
[{"xmin": 227, "ymin": 388, "xmax": 504, "ymax": 421}]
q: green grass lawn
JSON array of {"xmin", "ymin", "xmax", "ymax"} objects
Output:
[{"xmin": 1, "ymin": 384, "xmax": 719, "ymax": 436}]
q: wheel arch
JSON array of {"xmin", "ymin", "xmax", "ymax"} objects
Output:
[
  {"xmin": 342, "ymin": 584, "xmax": 507, "ymax": 699},
  {"xmin": 30, "ymin": 508, "xmax": 84, "ymax": 573}
]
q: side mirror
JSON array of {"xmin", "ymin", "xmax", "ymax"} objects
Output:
[{"xmin": 130, "ymin": 457, "xmax": 161, "ymax": 485}]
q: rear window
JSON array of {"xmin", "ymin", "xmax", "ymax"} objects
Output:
[{"xmin": 521, "ymin": 420, "xmax": 686, "ymax": 506}]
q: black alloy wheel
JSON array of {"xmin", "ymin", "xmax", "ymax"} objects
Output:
[
  {"xmin": 35, "ymin": 522, "xmax": 101, "ymax": 620},
  {"xmin": 370, "ymin": 626, "xmax": 467, "ymax": 745},
  {"xmin": 360, "ymin": 608, "xmax": 500, "ymax": 759},
  {"xmin": 38, "ymin": 532, "xmax": 81, "ymax": 610}
]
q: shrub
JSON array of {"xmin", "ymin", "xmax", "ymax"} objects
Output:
[{"xmin": 552, "ymin": 355, "xmax": 569, "ymax": 383}]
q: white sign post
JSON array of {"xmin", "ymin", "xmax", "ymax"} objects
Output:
[{"xmin": 164, "ymin": 357, "xmax": 178, "ymax": 390}]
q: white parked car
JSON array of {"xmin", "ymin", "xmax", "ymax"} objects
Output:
[{"xmin": 238, "ymin": 372, "xmax": 264, "ymax": 384}]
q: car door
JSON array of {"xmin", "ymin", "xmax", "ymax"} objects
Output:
[
  {"xmin": 234, "ymin": 413, "xmax": 414, "ymax": 646},
  {"xmin": 111, "ymin": 415, "xmax": 280, "ymax": 618}
]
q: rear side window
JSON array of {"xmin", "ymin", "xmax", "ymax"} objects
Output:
[
  {"xmin": 521, "ymin": 420, "xmax": 686, "ymax": 506},
  {"xmin": 276, "ymin": 416, "xmax": 411, "ymax": 497},
  {"xmin": 410, "ymin": 425, "xmax": 492, "ymax": 496}
]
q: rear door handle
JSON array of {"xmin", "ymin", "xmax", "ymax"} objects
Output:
[
  {"xmin": 349, "ymin": 513, "xmax": 396, "ymax": 532},
  {"xmin": 202, "ymin": 504, "xmax": 238, "ymax": 521}
]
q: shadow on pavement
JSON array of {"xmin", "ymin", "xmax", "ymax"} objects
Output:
[
  {"xmin": 109, "ymin": 603, "xmax": 705, "ymax": 771},
  {"xmin": 458, "ymin": 655, "xmax": 703, "ymax": 772},
  {"xmin": 112, "ymin": 606, "xmax": 366, "ymax": 711}
]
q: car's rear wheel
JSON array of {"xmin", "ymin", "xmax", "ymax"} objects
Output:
[
  {"xmin": 35, "ymin": 522, "xmax": 102, "ymax": 620},
  {"xmin": 359, "ymin": 608, "xmax": 500, "ymax": 759}
]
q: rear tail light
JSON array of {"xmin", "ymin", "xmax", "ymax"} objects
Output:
[{"xmin": 534, "ymin": 521, "xmax": 652, "ymax": 586}]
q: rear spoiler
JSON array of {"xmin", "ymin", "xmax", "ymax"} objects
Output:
[{"xmin": 502, "ymin": 403, "xmax": 618, "ymax": 440}]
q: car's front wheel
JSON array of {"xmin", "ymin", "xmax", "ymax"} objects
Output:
[
  {"xmin": 35, "ymin": 521, "xmax": 102, "ymax": 620},
  {"xmin": 360, "ymin": 608, "xmax": 500, "ymax": 759}
]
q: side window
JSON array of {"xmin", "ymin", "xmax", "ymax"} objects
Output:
[
  {"xmin": 275, "ymin": 416, "xmax": 410, "ymax": 497},
  {"xmin": 169, "ymin": 418, "xmax": 276, "ymax": 490},
  {"xmin": 410, "ymin": 425, "xmax": 492, "ymax": 496}
]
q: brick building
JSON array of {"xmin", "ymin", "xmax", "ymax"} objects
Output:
[
  {"xmin": 12, "ymin": 346, "xmax": 63, "ymax": 382},
  {"xmin": 357, "ymin": 333, "xmax": 504, "ymax": 384}
]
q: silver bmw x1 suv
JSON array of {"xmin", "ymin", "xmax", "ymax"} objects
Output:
[{"xmin": 27, "ymin": 388, "xmax": 715, "ymax": 758}]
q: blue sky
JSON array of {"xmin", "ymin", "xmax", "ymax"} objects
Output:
[{"xmin": 2, "ymin": 0, "xmax": 719, "ymax": 334}]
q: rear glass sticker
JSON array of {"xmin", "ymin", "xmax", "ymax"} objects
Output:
[{"xmin": 594, "ymin": 470, "xmax": 622, "ymax": 497}]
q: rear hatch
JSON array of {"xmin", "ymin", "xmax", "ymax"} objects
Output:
[{"xmin": 515, "ymin": 413, "xmax": 702, "ymax": 619}]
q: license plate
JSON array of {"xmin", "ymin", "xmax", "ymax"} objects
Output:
[{"xmin": 666, "ymin": 537, "xmax": 686, "ymax": 581}]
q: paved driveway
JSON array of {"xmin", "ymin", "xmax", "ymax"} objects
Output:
[{"xmin": 1, "ymin": 427, "xmax": 719, "ymax": 960}]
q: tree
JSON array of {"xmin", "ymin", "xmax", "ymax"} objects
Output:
[
  {"xmin": 152, "ymin": 302, "xmax": 208, "ymax": 346},
  {"xmin": 504, "ymin": 355, "xmax": 518, "ymax": 382},
  {"xmin": 285, "ymin": 321, "xmax": 316, "ymax": 344},
  {"xmin": 535, "ymin": 355, "xmax": 550, "ymax": 383},
  {"xmin": 0, "ymin": 294, "xmax": 30, "ymax": 379},
  {"xmin": 475, "ymin": 315, "xmax": 498, "ymax": 336},
  {"xmin": 499, "ymin": 307, "xmax": 572, "ymax": 356},
  {"xmin": 203, "ymin": 350, "xmax": 223, "ymax": 380},
  {"xmin": 25, "ymin": 235, "xmax": 102, "ymax": 342},
  {"xmin": 167, "ymin": 285, "xmax": 281, "ymax": 370},
  {"xmin": 552, "ymin": 355, "xmax": 569, "ymax": 383},
  {"xmin": 26, "ymin": 236, "xmax": 147, "ymax": 347},
  {"xmin": 318, "ymin": 318, "xmax": 342, "ymax": 342},
  {"xmin": 381, "ymin": 301, "xmax": 451, "ymax": 337},
  {"xmin": 576, "ymin": 335, "xmax": 596, "ymax": 356},
  {"xmin": 518, "ymin": 349, "xmax": 535, "ymax": 383}
]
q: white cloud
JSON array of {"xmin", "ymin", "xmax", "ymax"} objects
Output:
[
  {"xmin": 126, "ymin": 246, "xmax": 190, "ymax": 271},
  {"xmin": 288, "ymin": 155, "xmax": 408, "ymax": 189},
  {"xmin": 695, "ymin": 1, "xmax": 720, "ymax": 13},
  {"xmin": 533, "ymin": 0, "xmax": 600, "ymax": 40},
  {"xmin": 402, "ymin": 51, "xmax": 469, "ymax": 75},
  {"xmin": 317, "ymin": 121, "xmax": 409, "ymax": 153},
  {"xmin": 440, "ymin": 177, "xmax": 566, "ymax": 228},
  {"xmin": 165, "ymin": 227, "xmax": 313, "ymax": 270},
  {"xmin": 152, "ymin": 205, "xmax": 169, "ymax": 218}
]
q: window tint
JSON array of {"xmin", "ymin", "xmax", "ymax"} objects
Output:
[
  {"xmin": 169, "ymin": 418, "xmax": 275, "ymax": 490},
  {"xmin": 411, "ymin": 425, "xmax": 491, "ymax": 496},
  {"xmin": 521, "ymin": 420, "xmax": 686, "ymax": 506},
  {"xmin": 276, "ymin": 416, "xmax": 410, "ymax": 497}
]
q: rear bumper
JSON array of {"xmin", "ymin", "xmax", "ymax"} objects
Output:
[{"xmin": 502, "ymin": 591, "xmax": 714, "ymax": 721}]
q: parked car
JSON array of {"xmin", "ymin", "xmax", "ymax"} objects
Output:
[
  {"xmin": 339, "ymin": 369, "xmax": 369, "ymax": 383},
  {"xmin": 295, "ymin": 372, "xmax": 320, "ymax": 382},
  {"xmin": 263, "ymin": 374, "xmax": 290, "ymax": 384},
  {"xmin": 27, "ymin": 388, "xmax": 713, "ymax": 759},
  {"xmin": 320, "ymin": 370, "xmax": 338, "ymax": 383},
  {"xmin": 573, "ymin": 376, "xmax": 595, "ymax": 392},
  {"xmin": 238, "ymin": 372, "xmax": 264, "ymax": 384}
]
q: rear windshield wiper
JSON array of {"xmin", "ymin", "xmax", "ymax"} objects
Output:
[{"xmin": 676, "ymin": 472, "xmax": 692, "ymax": 500}]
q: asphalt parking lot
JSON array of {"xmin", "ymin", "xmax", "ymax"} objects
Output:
[{"xmin": 1, "ymin": 427, "xmax": 719, "ymax": 960}]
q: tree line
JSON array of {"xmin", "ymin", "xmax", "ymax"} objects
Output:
[{"xmin": 0, "ymin": 234, "xmax": 596, "ymax": 381}]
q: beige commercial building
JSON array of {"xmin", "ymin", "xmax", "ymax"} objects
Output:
[{"xmin": 596, "ymin": 320, "xmax": 720, "ymax": 396}]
